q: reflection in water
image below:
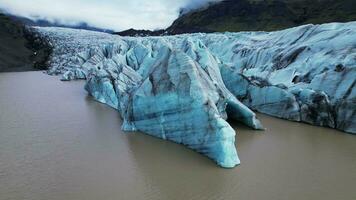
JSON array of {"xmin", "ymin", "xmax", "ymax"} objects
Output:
[{"xmin": 0, "ymin": 72, "xmax": 355, "ymax": 200}]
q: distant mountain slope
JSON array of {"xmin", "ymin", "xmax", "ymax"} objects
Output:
[
  {"xmin": 9, "ymin": 15, "xmax": 114, "ymax": 33},
  {"xmin": 167, "ymin": 0, "xmax": 356, "ymax": 34},
  {"xmin": 0, "ymin": 13, "xmax": 51, "ymax": 72},
  {"xmin": 114, "ymin": 28, "xmax": 165, "ymax": 37}
]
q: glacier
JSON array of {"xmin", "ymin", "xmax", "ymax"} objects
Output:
[{"xmin": 33, "ymin": 21, "xmax": 356, "ymax": 167}]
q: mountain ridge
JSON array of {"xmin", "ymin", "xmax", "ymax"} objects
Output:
[
  {"xmin": 115, "ymin": 0, "xmax": 356, "ymax": 36},
  {"xmin": 7, "ymin": 14, "xmax": 114, "ymax": 33},
  {"xmin": 167, "ymin": 0, "xmax": 356, "ymax": 34}
]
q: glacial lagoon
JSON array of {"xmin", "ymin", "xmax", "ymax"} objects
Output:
[{"xmin": 1, "ymin": 72, "xmax": 355, "ymax": 200}]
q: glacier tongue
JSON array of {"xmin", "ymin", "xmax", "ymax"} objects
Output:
[
  {"xmin": 34, "ymin": 21, "xmax": 356, "ymax": 167},
  {"xmin": 79, "ymin": 39, "xmax": 262, "ymax": 168}
]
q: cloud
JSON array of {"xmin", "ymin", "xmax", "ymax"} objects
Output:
[{"xmin": 0, "ymin": 0, "xmax": 221, "ymax": 31}]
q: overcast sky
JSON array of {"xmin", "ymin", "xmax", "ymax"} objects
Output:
[{"xmin": 0, "ymin": 0, "xmax": 220, "ymax": 31}]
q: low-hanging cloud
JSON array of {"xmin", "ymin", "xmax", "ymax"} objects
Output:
[{"xmin": 0, "ymin": 0, "xmax": 221, "ymax": 31}]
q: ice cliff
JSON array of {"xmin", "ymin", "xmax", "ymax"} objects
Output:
[
  {"xmin": 204, "ymin": 23, "xmax": 356, "ymax": 134},
  {"xmin": 35, "ymin": 22, "xmax": 356, "ymax": 167}
]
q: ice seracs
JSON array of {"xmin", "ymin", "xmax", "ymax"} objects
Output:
[
  {"xmin": 34, "ymin": 21, "xmax": 356, "ymax": 167},
  {"xmin": 209, "ymin": 23, "xmax": 356, "ymax": 133},
  {"xmin": 80, "ymin": 40, "xmax": 263, "ymax": 168}
]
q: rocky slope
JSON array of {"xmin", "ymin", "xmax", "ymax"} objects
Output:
[
  {"xmin": 0, "ymin": 13, "xmax": 51, "ymax": 72},
  {"xmin": 34, "ymin": 21, "xmax": 355, "ymax": 167},
  {"xmin": 167, "ymin": 0, "xmax": 356, "ymax": 34},
  {"xmin": 114, "ymin": 28, "xmax": 165, "ymax": 37}
]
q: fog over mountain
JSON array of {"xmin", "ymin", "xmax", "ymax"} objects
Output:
[{"xmin": 0, "ymin": 0, "xmax": 221, "ymax": 31}]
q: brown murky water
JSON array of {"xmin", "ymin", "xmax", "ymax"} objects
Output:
[{"xmin": 0, "ymin": 72, "xmax": 355, "ymax": 200}]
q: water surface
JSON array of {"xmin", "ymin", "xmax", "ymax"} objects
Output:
[{"xmin": 0, "ymin": 72, "xmax": 355, "ymax": 200}]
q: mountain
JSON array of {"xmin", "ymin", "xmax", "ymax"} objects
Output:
[
  {"xmin": 9, "ymin": 15, "xmax": 114, "ymax": 33},
  {"xmin": 0, "ymin": 13, "xmax": 51, "ymax": 72},
  {"xmin": 114, "ymin": 28, "xmax": 165, "ymax": 37},
  {"xmin": 166, "ymin": 0, "xmax": 356, "ymax": 34}
]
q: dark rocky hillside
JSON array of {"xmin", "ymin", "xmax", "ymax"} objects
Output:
[
  {"xmin": 166, "ymin": 0, "xmax": 356, "ymax": 34},
  {"xmin": 114, "ymin": 28, "xmax": 165, "ymax": 37},
  {"xmin": 0, "ymin": 13, "xmax": 51, "ymax": 72}
]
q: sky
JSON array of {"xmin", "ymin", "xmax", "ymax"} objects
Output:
[{"xmin": 0, "ymin": 0, "xmax": 221, "ymax": 31}]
